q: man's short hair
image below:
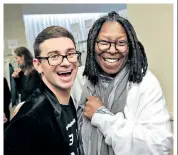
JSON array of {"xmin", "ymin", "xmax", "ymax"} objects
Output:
[{"xmin": 33, "ymin": 26, "xmax": 75, "ymax": 58}]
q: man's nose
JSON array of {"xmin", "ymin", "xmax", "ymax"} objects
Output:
[{"xmin": 60, "ymin": 57, "xmax": 70, "ymax": 66}]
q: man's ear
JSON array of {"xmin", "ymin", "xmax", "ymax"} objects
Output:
[{"xmin": 33, "ymin": 58, "xmax": 43, "ymax": 74}]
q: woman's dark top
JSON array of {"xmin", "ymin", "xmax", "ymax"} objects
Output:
[{"xmin": 14, "ymin": 69, "xmax": 41, "ymax": 102}]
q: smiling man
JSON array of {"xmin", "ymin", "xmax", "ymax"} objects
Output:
[{"xmin": 4, "ymin": 26, "xmax": 81, "ymax": 155}]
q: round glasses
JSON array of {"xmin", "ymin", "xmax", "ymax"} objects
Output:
[
  {"xmin": 37, "ymin": 51, "xmax": 81, "ymax": 66},
  {"xmin": 96, "ymin": 40, "xmax": 129, "ymax": 53}
]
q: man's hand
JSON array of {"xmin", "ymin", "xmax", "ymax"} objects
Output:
[
  {"xmin": 12, "ymin": 68, "xmax": 21, "ymax": 78},
  {"xmin": 84, "ymin": 96, "xmax": 104, "ymax": 120}
]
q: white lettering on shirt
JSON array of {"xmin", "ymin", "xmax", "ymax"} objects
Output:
[
  {"xmin": 69, "ymin": 134, "xmax": 74, "ymax": 146},
  {"xmin": 66, "ymin": 119, "xmax": 76, "ymax": 130}
]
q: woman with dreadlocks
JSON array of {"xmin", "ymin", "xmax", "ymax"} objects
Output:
[{"xmin": 71, "ymin": 11, "xmax": 173, "ymax": 155}]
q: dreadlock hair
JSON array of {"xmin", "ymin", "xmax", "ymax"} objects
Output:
[
  {"xmin": 33, "ymin": 26, "xmax": 75, "ymax": 58},
  {"xmin": 83, "ymin": 11, "xmax": 148, "ymax": 85}
]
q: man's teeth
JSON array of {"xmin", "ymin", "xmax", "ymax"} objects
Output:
[
  {"xmin": 57, "ymin": 71, "xmax": 71, "ymax": 75},
  {"xmin": 104, "ymin": 58, "xmax": 119, "ymax": 63}
]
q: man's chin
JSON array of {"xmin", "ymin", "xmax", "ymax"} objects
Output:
[{"xmin": 56, "ymin": 81, "xmax": 74, "ymax": 90}]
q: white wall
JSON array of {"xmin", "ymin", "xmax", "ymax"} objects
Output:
[
  {"xmin": 127, "ymin": 4, "xmax": 173, "ymax": 115},
  {"xmin": 4, "ymin": 4, "xmax": 27, "ymax": 56}
]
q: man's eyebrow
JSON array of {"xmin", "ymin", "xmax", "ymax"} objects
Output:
[
  {"xmin": 46, "ymin": 48, "xmax": 76, "ymax": 55},
  {"xmin": 46, "ymin": 51, "xmax": 58, "ymax": 56},
  {"xmin": 66, "ymin": 48, "xmax": 76, "ymax": 52}
]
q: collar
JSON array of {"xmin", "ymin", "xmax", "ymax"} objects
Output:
[{"xmin": 39, "ymin": 80, "xmax": 74, "ymax": 114}]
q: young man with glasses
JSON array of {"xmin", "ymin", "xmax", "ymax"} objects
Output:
[{"xmin": 4, "ymin": 26, "xmax": 81, "ymax": 155}]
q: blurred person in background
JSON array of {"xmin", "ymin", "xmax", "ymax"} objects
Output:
[{"xmin": 12, "ymin": 46, "xmax": 41, "ymax": 102}]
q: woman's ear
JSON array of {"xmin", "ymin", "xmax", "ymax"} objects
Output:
[{"xmin": 33, "ymin": 59, "xmax": 43, "ymax": 74}]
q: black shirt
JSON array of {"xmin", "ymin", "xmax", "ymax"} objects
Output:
[{"xmin": 59, "ymin": 103, "xmax": 79, "ymax": 155}]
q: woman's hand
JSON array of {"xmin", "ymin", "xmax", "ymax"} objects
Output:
[
  {"xmin": 84, "ymin": 96, "xmax": 104, "ymax": 120},
  {"xmin": 12, "ymin": 68, "xmax": 21, "ymax": 78}
]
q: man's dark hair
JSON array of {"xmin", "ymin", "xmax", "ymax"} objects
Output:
[
  {"xmin": 83, "ymin": 11, "xmax": 148, "ymax": 85},
  {"xmin": 14, "ymin": 46, "xmax": 33, "ymax": 70},
  {"xmin": 33, "ymin": 26, "xmax": 75, "ymax": 58}
]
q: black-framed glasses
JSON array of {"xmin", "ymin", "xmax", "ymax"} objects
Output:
[
  {"xmin": 96, "ymin": 40, "xmax": 129, "ymax": 52},
  {"xmin": 37, "ymin": 51, "xmax": 81, "ymax": 66}
]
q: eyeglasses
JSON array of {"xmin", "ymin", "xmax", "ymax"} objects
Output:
[
  {"xmin": 96, "ymin": 40, "xmax": 129, "ymax": 52},
  {"xmin": 37, "ymin": 51, "xmax": 81, "ymax": 66}
]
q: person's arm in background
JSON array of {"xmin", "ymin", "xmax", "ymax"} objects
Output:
[
  {"xmin": 4, "ymin": 77, "xmax": 11, "ymax": 126},
  {"xmin": 4, "ymin": 113, "xmax": 7, "ymax": 123},
  {"xmin": 11, "ymin": 68, "xmax": 22, "ymax": 90},
  {"xmin": 85, "ymin": 72, "xmax": 173, "ymax": 155}
]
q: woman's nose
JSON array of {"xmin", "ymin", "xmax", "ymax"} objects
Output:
[{"xmin": 108, "ymin": 43, "xmax": 117, "ymax": 54}]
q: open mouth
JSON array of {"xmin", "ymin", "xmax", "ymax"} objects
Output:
[
  {"xmin": 57, "ymin": 70, "xmax": 72, "ymax": 77},
  {"xmin": 103, "ymin": 58, "xmax": 120, "ymax": 63}
]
